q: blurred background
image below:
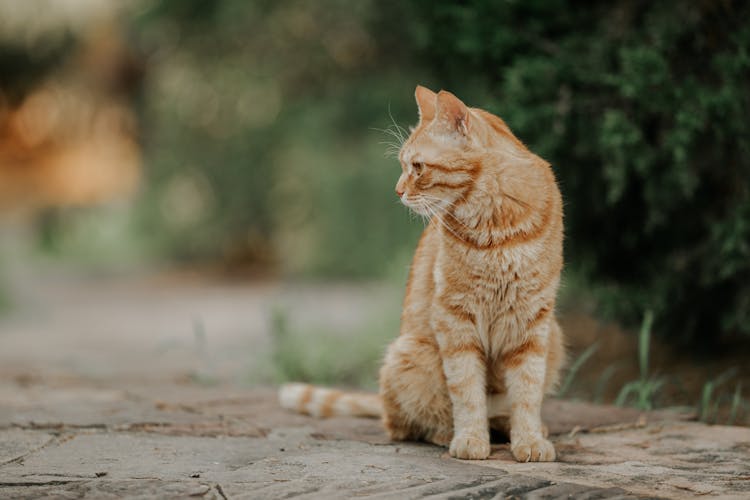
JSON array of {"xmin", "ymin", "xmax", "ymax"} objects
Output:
[{"xmin": 0, "ymin": 0, "xmax": 748, "ymax": 423}]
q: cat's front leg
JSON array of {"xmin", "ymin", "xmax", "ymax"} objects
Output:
[
  {"xmin": 434, "ymin": 304, "xmax": 490, "ymax": 460},
  {"xmin": 502, "ymin": 321, "xmax": 556, "ymax": 462}
]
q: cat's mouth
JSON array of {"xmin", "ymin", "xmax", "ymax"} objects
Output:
[
  {"xmin": 402, "ymin": 194, "xmax": 444, "ymax": 217},
  {"xmin": 401, "ymin": 195, "xmax": 427, "ymax": 216}
]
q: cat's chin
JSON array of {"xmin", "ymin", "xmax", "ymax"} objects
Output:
[
  {"xmin": 400, "ymin": 197, "xmax": 426, "ymax": 216},
  {"xmin": 402, "ymin": 196, "xmax": 451, "ymax": 218},
  {"xmin": 408, "ymin": 205, "xmax": 431, "ymax": 217}
]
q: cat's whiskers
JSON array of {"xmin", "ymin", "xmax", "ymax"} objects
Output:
[
  {"xmin": 415, "ymin": 193, "xmax": 466, "ymax": 215},
  {"xmin": 387, "ymin": 105, "xmax": 409, "ymax": 145},
  {"xmin": 374, "ymin": 106, "xmax": 409, "ymax": 159},
  {"xmin": 422, "ymin": 199, "xmax": 468, "ymax": 243},
  {"xmin": 413, "ymin": 193, "xmax": 474, "ymax": 230},
  {"xmin": 373, "ymin": 126, "xmax": 406, "ymax": 145},
  {"xmin": 417, "ymin": 188, "xmax": 521, "ymax": 238},
  {"xmin": 450, "ymin": 183, "xmax": 532, "ymax": 215},
  {"xmin": 404, "ymin": 197, "xmax": 430, "ymax": 228},
  {"xmin": 415, "ymin": 194, "xmax": 450, "ymax": 211},
  {"xmin": 380, "ymin": 141, "xmax": 403, "ymax": 159},
  {"xmin": 426, "ymin": 199, "xmax": 478, "ymax": 236}
]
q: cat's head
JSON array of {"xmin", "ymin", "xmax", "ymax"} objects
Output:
[{"xmin": 395, "ymin": 86, "xmax": 490, "ymax": 217}]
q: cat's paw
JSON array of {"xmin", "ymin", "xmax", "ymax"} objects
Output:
[
  {"xmin": 428, "ymin": 430, "xmax": 453, "ymax": 447},
  {"xmin": 449, "ymin": 432, "xmax": 491, "ymax": 460},
  {"xmin": 511, "ymin": 435, "xmax": 556, "ymax": 462}
]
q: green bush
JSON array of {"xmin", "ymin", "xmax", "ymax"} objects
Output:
[
  {"xmin": 131, "ymin": 0, "xmax": 423, "ymax": 277},
  {"xmin": 401, "ymin": 0, "xmax": 750, "ymax": 346}
]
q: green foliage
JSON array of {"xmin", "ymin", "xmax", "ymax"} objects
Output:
[
  {"xmin": 268, "ymin": 304, "xmax": 397, "ymax": 389},
  {"xmin": 593, "ymin": 365, "xmax": 618, "ymax": 404},
  {"xmin": 129, "ymin": 0, "xmax": 424, "ymax": 277},
  {"xmin": 616, "ymin": 311, "xmax": 665, "ymax": 410},
  {"xmin": 404, "ymin": 0, "xmax": 750, "ymax": 345},
  {"xmin": 4, "ymin": 1, "xmax": 747, "ymax": 349},
  {"xmin": 698, "ymin": 367, "xmax": 740, "ymax": 423},
  {"xmin": 557, "ymin": 342, "xmax": 598, "ymax": 398},
  {"xmin": 728, "ymin": 383, "xmax": 745, "ymax": 425}
]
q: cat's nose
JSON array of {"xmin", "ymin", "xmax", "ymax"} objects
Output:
[{"xmin": 395, "ymin": 187, "xmax": 405, "ymax": 197}]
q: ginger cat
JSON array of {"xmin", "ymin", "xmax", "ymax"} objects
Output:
[{"xmin": 280, "ymin": 86, "xmax": 564, "ymax": 462}]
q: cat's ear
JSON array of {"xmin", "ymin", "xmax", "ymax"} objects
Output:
[
  {"xmin": 436, "ymin": 90, "xmax": 470, "ymax": 136},
  {"xmin": 415, "ymin": 85, "xmax": 437, "ymax": 123}
]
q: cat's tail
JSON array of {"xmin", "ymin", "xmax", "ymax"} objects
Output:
[{"xmin": 278, "ymin": 383, "xmax": 382, "ymax": 418}]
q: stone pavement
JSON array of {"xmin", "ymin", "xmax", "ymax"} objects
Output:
[
  {"xmin": 1, "ymin": 379, "xmax": 749, "ymax": 499},
  {"xmin": 0, "ymin": 274, "xmax": 749, "ymax": 498}
]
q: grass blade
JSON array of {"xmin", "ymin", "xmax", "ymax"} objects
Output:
[
  {"xmin": 638, "ymin": 310, "xmax": 654, "ymax": 380},
  {"xmin": 700, "ymin": 381, "xmax": 715, "ymax": 422},
  {"xmin": 558, "ymin": 342, "xmax": 599, "ymax": 398},
  {"xmin": 616, "ymin": 382, "xmax": 638, "ymax": 407},
  {"xmin": 594, "ymin": 365, "xmax": 618, "ymax": 404},
  {"xmin": 698, "ymin": 367, "xmax": 738, "ymax": 422},
  {"xmin": 728, "ymin": 383, "xmax": 742, "ymax": 425}
]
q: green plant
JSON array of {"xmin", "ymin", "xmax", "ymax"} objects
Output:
[
  {"xmin": 616, "ymin": 311, "xmax": 665, "ymax": 410},
  {"xmin": 267, "ymin": 303, "xmax": 397, "ymax": 389},
  {"xmin": 188, "ymin": 316, "xmax": 219, "ymax": 386},
  {"xmin": 404, "ymin": 0, "xmax": 750, "ymax": 347},
  {"xmin": 557, "ymin": 342, "xmax": 599, "ymax": 398},
  {"xmin": 593, "ymin": 365, "xmax": 619, "ymax": 404},
  {"xmin": 128, "ymin": 0, "xmax": 425, "ymax": 278},
  {"xmin": 728, "ymin": 383, "xmax": 745, "ymax": 425},
  {"xmin": 698, "ymin": 368, "xmax": 738, "ymax": 423}
]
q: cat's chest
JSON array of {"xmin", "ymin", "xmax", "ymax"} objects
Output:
[
  {"xmin": 444, "ymin": 243, "xmax": 530, "ymax": 282},
  {"xmin": 434, "ymin": 247, "xmax": 538, "ymax": 349},
  {"xmin": 436, "ymin": 246, "xmax": 528, "ymax": 298}
]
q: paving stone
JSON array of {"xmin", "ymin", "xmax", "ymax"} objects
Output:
[
  {"xmin": 1, "ymin": 277, "xmax": 744, "ymax": 498},
  {"xmin": 0, "ymin": 382, "xmax": 747, "ymax": 499},
  {"xmin": 0, "ymin": 429, "xmax": 56, "ymax": 466},
  {"xmin": 0, "ymin": 480, "xmax": 222, "ymax": 499},
  {"xmin": 0, "ymin": 423, "xmax": 644, "ymax": 499},
  {"xmin": 0, "ymin": 383, "xmax": 208, "ymax": 431},
  {"xmin": 470, "ymin": 420, "xmax": 750, "ymax": 499}
]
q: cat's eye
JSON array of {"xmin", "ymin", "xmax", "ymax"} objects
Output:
[{"xmin": 412, "ymin": 162, "xmax": 424, "ymax": 175}]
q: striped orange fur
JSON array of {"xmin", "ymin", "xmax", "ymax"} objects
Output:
[
  {"xmin": 279, "ymin": 383, "xmax": 382, "ymax": 418},
  {"xmin": 279, "ymin": 86, "xmax": 565, "ymax": 462}
]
